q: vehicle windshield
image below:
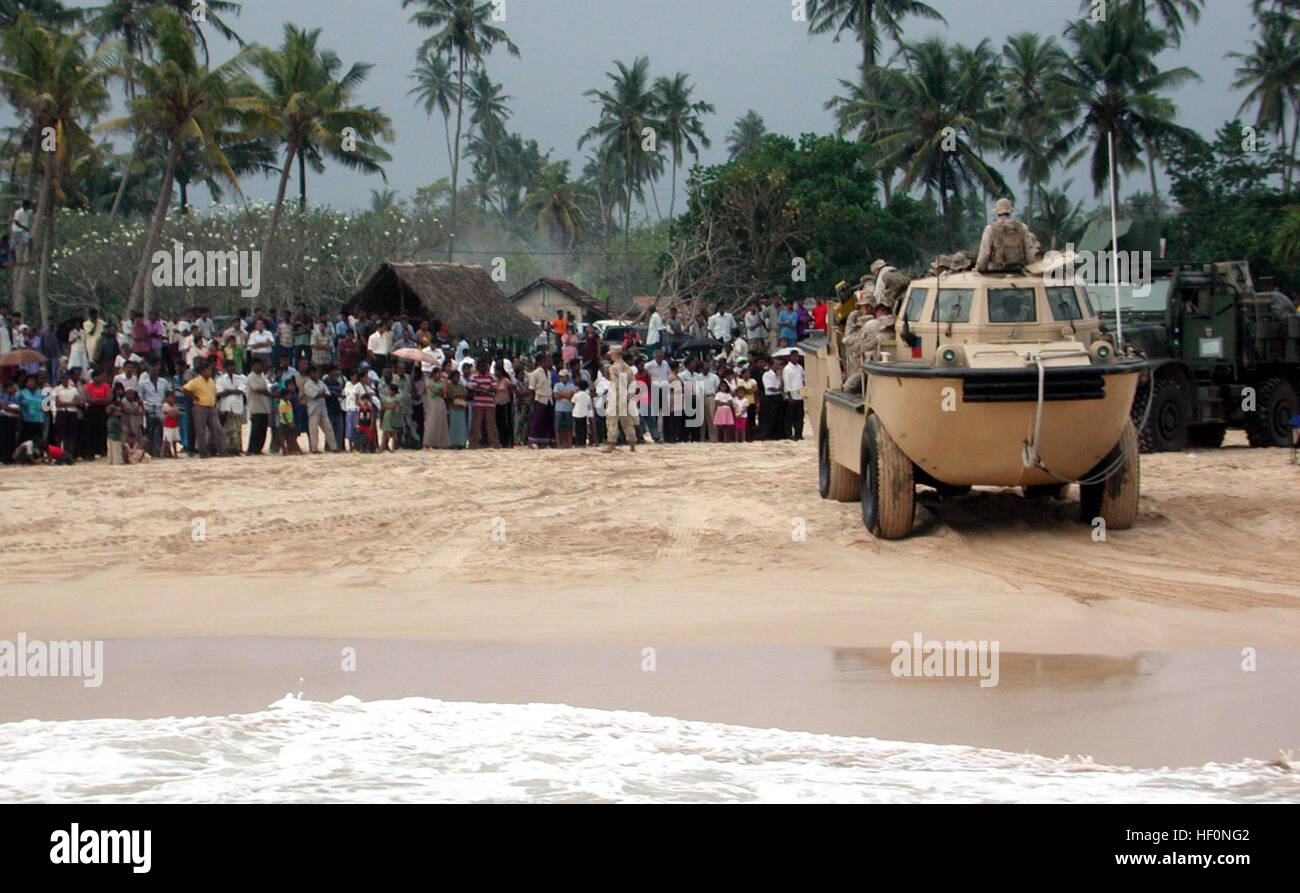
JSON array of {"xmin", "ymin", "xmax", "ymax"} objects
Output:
[
  {"xmin": 1090, "ymin": 280, "xmax": 1171, "ymax": 315},
  {"xmin": 987, "ymin": 288, "xmax": 1037, "ymax": 324}
]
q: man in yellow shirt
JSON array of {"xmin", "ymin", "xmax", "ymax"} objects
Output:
[{"xmin": 183, "ymin": 361, "xmax": 226, "ymax": 457}]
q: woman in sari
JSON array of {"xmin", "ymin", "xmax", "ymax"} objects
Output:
[
  {"xmin": 422, "ymin": 371, "xmax": 449, "ymax": 448},
  {"xmin": 512, "ymin": 366, "xmax": 532, "ymax": 447},
  {"xmin": 445, "ymin": 370, "xmax": 469, "ymax": 448}
]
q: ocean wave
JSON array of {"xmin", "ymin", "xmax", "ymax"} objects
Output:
[{"xmin": 0, "ymin": 696, "xmax": 1294, "ymax": 803}]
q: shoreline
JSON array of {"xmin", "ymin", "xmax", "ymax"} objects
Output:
[{"xmin": 3, "ymin": 637, "xmax": 1297, "ymax": 770}]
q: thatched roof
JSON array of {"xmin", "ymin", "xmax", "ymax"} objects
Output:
[{"xmin": 346, "ymin": 262, "xmax": 536, "ymax": 338}]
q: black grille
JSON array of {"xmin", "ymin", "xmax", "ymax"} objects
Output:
[{"xmin": 961, "ymin": 369, "xmax": 1106, "ymax": 403}]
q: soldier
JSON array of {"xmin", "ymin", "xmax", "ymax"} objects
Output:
[
  {"xmin": 870, "ymin": 259, "xmax": 911, "ymax": 310},
  {"xmin": 976, "ymin": 198, "xmax": 1041, "ymax": 274},
  {"xmin": 602, "ymin": 345, "xmax": 638, "ymax": 452}
]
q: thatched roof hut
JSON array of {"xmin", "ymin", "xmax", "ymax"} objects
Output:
[{"xmin": 346, "ymin": 262, "xmax": 536, "ymax": 338}]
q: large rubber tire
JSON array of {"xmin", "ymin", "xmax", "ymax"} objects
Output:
[
  {"xmin": 1138, "ymin": 379, "xmax": 1189, "ymax": 453},
  {"xmin": 1244, "ymin": 378, "xmax": 1299, "ymax": 448},
  {"xmin": 1187, "ymin": 424, "xmax": 1227, "ymax": 449},
  {"xmin": 860, "ymin": 414, "xmax": 915, "ymax": 539},
  {"xmin": 1079, "ymin": 420, "xmax": 1140, "ymax": 530},
  {"xmin": 818, "ymin": 414, "xmax": 861, "ymax": 502}
]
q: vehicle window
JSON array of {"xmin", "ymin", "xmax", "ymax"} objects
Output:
[
  {"xmin": 902, "ymin": 288, "xmax": 928, "ymax": 322},
  {"xmin": 1089, "ymin": 280, "xmax": 1171, "ymax": 315},
  {"xmin": 987, "ymin": 288, "xmax": 1038, "ymax": 323},
  {"xmin": 1046, "ymin": 287, "xmax": 1083, "ymax": 321},
  {"xmin": 932, "ymin": 289, "xmax": 974, "ymax": 323}
]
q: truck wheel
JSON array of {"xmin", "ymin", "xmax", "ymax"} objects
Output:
[
  {"xmin": 860, "ymin": 414, "xmax": 915, "ymax": 539},
  {"xmin": 1244, "ymin": 378, "xmax": 1299, "ymax": 448},
  {"xmin": 1139, "ymin": 380, "xmax": 1189, "ymax": 452},
  {"xmin": 818, "ymin": 414, "xmax": 860, "ymax": 501},
  {"xmin": 1187, "ymin": 425, "xmax": 1226, "ymax": 449},
  {"xmin": 1079, "ymin": 420, "xmax": 1140, "ymax": 530}
]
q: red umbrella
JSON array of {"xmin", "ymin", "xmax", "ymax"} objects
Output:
[{"xmin": 0, "ymin": 349, "xmax": 45, "ymax": 367}]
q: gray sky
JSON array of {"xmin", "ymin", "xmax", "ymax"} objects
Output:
[{"xmin": 80, "ymin": 0, "xmax": 1262, "ymax": 211}]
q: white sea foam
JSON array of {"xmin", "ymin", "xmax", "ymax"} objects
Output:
[{"xmin": 0, "ymin": 696, "xmax": 1294, "ymax": 803}]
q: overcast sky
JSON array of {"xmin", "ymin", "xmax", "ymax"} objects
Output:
[{"xmin": 69, "ymin": 0, "xmax": 1260, "ymax": 212}]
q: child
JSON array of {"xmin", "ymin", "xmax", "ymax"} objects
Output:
[
  {"xmin": 121, "ymin": 389, "xmax": 145, "ymax": 463},
  {"xmin": 279, "ymin": 380, "xmax": 301, "ymax": 454},
  {"xmin": 106, "ymin": 384, "xmax": 125, "ymax": 465},
  {"xmin": 571, "ymin": 381, "xmax": 592, "ymax": 447},
  {"xmin": 355, "ymin": 393, "xmax": 376, "ymax": 453},
  {"xmin": 714, "ymin": 379, "xmax": 736, "ymax": 443},
  {"xmin": 161, "ymin": 393, "xmax": 181, "ymax": 458},
  {"xmin": 732, "ymin": 390, "xmax": 749, "ymax": 442}
]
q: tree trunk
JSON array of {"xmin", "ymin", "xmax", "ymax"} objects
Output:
[
  {"xmin": 939, "ymin": 166, "xmax": 952, "ymax": 250},
  {"xmin": 1288, "ymin": 101, "xmax": 1299, "ymax": 193},
  {"xmin": 264, "ymin": 144, "xmax": 297, "ymax": 255},
  {"xmin": 1146, "ymin": 142, "xmax": 1160, "ymax": 217},
  {"xmin": 449, "ymin": 51, "xmax": 466, "ymax": 262},
  {"xmin": 33, "ymin": 142, "xmax": 58, "ymax": 329},
  {"xmin": 127, "ymin": 141, "xmax": 180, "ymax": 315},
  {"xmin": 669, "ymin": 156, "xmax": 678, "ymax": 221},
  {"xmin": 624, "ymin": 159, "xmax": 634, "ymax": 302},
  {"xmin": 179, "ymin": 179, "xmax": 189, "ymax": 216},
  {"xmin": 108, "ymin": 145, "xmax": 136, "ymax": 220},
  {"xmin": 298, "ymin": 148, "xmax": 307, "ymax": 210}
]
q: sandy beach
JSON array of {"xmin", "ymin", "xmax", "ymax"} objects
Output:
[
  {"xmin": 2, "ymin": 431, "xmax": 1297, "ymax": 651},
  {"xmin": 2, "ymin": 431, "xmax": 1298, "ymax": 776}
]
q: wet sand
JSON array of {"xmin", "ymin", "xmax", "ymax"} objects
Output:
[{"xmin": 4, "ymin": 638, "xmax": 1297, "ymax": 770}]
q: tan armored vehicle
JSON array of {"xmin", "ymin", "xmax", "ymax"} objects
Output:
[{"xmin": 806, "ymin": 267, "xmax": 1146, "ymax": 539}]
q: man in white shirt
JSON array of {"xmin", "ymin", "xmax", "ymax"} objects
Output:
[
  {"xmin": 696, "ymin": 360, "xmax": 720, "ymax": 443},
  {"xmin": 215, "ymin": 367, "xmax": 247, "ymax": 455},
  {"xmin": 366, "ymin": 323, "xmax": 393, "ymax": 372},
  {"xmin": 10, "ymin": 200, "xmax": 33, "ymax": 263},
  {"xmin": 644, "ymin": 349, "xmax": 671, "ymax": 441},
  {"xmin": 707, "ymin": 305, "xmax": 736, "ymax": 343},
  {"xmin": 301, "ymin": 366, "xmax": 337, "ymax": 452},
  {"xmin": 646, "ymin": 309, "xmax": 665, "ymax": 352},
  {"xmin": 761, "ymin": 359, "xmax": 786, "ymax": 441},
  {"xmin": 782, "ymin": 354, "xmax": 806, "ymax": 441}
]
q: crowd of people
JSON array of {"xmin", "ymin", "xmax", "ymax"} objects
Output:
[{"xmin": 0, "ymin": 299, "xmax": 821, "ymax": 465}]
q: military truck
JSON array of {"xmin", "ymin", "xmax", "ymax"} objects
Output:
[
  {"xmin": 1089, "ymin": 261, "xmax": 1300, "ymax": 450},
  {"xmin": 808, "ymin": 267, "xmax": 1145, "ymax": 540}
]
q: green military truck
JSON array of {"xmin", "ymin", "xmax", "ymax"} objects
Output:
[{"xmin": 1091, "ymin": 260, "xmax": 1300, "ymax": 450}]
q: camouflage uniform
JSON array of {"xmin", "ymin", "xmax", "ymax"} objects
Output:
[
  {"xmin": 604, "ymin": 355, "xmax": 638, "ymax": 448},
  {"xmin": 976, "ymin": 199, "xmax": 1041, "ymax": 273}
]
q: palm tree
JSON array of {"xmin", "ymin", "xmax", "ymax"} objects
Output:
[
  {"xmin": 869, "ymin": 38, "xmax": 1009, "ymax": 247},
  {"xmin": 247, "ymin": 24, "xmax": 393, "ymax": 255},
  {"xmin": 1000, "ymin": 33, "xmax": 1070, "ymax": 219},
  {"xmin": 464, "ymin": 66, "xmax": 511, "ymax": 202},
  {"xmin": 522, "ymin": 160, "xmax": 590, "ymax": 249},
  {"xmin": 88, "ymin": 0, "xmax": 244, "ymax": 219},
  {"xmin": 88, "ymin": 0, "xmax": 243, "ymax": 62},
  {"xmin": 0, "ymin": 13, "xmax": 111, "ymax": 323},
  {"xmin": 408, "ymin": 48, "xmax": 458, "ymax": 190},
  {"xmin": 1230, "ymin": 14, "xmax": 1300, "ymax": 190},
  {"xmin": 578, "ymin": 56, "xmax": 664, "ymax": 295},
  {"xmin": 99, "ymin": 7, "xmax": 252, "ymax": 313},
  {"xmin": 805, "ymin": 0, "xmax": 946, "ymax": 72},
  {"xmin": 725, "ymin": 110, "xmax": 766, "ymax": 161},
  {"xmin": 403, "ymin": 0, "xmax": 520, "ymax": 260},
  {"xmin": 653, "ymin": 72, "xmax": 713, "ymax": 219},
  {"xmin": 369, "ymin": 187, "xmax": 401, "ymax": 213},
  {"xmin": 1077, "ymin": 0, "xmax": 1205, "ymax": 47},
  {"xmin": 1033, "ymin": 184, "xmax": 1085, "ymax": 250},
  {"xmin": 1057, "ymin": 7, "xmax": 1200, "ymax": 204}
]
